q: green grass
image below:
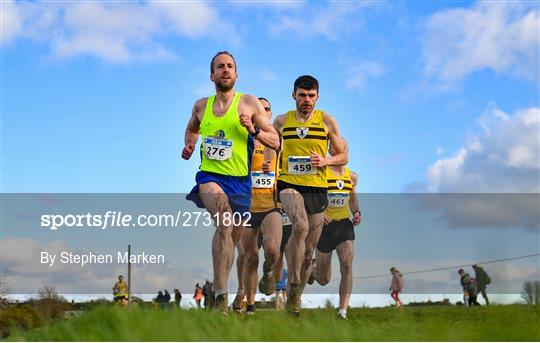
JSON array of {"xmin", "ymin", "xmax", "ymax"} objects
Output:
[{"xmin": 7, "ymin": 304, "xmax": 540, "ymax": 341}]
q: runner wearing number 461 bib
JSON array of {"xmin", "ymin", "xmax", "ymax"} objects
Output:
[
  {"xmin": 308, "ymin": 164, "xmax": 361, "ymax": 320},
  {"xmin": 273, "ymin": 75, "xmax": 348, "ymax": 315},
  {"xmin": 181, "ymin": 51, "xmax": 279, "ymax": 314}
]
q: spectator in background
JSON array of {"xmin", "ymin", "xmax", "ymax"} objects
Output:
[
  {"xmin": 459, "ymin": 269, "xmax": 481, "ymax": 306},
  {"xmin": 389, "ymin": 267, "xmax": 404, "ymax": 308},
  {"xmin": 174, "ymin": 289, "xmax": 182, "ymax": 308},
  {"xmin": 163, "ymin": 290, "xmax": 171, "ymax": 310},
  {"xmin": 473, "ymin": 265, "xmax": 491, "ymax": 305},
  {"xmin": 156, "ymin": 291, "xmax": 164, "ymax": 309},
  {"xmin": 194, "ymin": 283, "xmax": 203, "ymax": 309},
  {"xmin": 275, "ymin": 268, "xmax": 288, "ymax": 310},
  {"xmin": 202, "ymin": 280, "xmax": 215, "ymax": 309}
]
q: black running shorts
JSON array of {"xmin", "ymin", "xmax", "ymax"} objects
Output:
[
  {"xmin": 276, "ymin": 180, "xmax": 328, "ymax": 215},
  {"xmin": 317, "ymin": 218, "xmax": 355, "ymax": 253}
]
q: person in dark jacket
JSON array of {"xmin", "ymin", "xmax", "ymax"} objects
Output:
[
  {"xmin": 174, "ymin": 289, "xmax": 182, "ymax": 308},
  {"xmin": 459, "ymin": 269, "xmax": 480, "ymax": 306},
  {"xmin": 156, "ymin": 291, "xmax": 164, "ymax": 309},
  {"xmin": 163, "ymin": 290, "xmax": 171, "ymax": 309},
  {"xmin": 473, "ymin": 265, "xmax": 490, "ymax": 305}
]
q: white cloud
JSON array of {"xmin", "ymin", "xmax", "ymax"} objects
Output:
[
  {"xmin": 258, "ymin": 69, "xmax": 277, "ymax": 82},
  {"xmin": 411, "ymin": 105, "xmax": 540, "ymax": 230},
  {"xmin": 0, "ymin": 0, "xmax": 22, "ymax": 44},
  {"xmin": 270, "ymin": 2, "xmax": 376, "ymax": 40},
  {"xmin": 425, "ymin": 105, "xmax": 540, "ymax": 193},
  {"xmin": 423, "ymin": 1, "xmax": 539, "ymax": 82},
  {"xmin": 2, "ymin": 1, "xmax": 229, "ymax": 63},
  {"xmin": 345, "ymin": 60, "xmax": 385, "ymax": 91}
]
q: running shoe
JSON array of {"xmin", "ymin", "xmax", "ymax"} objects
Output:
[
  {"xmin": 215, "ymin": 293, "xmax": 229, "ymax": 314},
  {"xmin": 285, "ymin": 282, "xmax": 302, "ymax": 315},
  {"xmin": 258, "ymin": 271, "xmax": 275, "ymax": 296}
]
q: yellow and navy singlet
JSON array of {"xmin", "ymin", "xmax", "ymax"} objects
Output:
[
  {"xmin": 278, "ymin": 110, "xmax": 328, "ymax": 187},
  {"xmin": 199, "ymin": 92, "xmax": 254, "ymax": 177},
  {"xmin": 325, "ymin": 166, "xmax": 353, "ymax": 220},
  {"xmin": 250, "ymin": 145, "xmax": 278, "ymax": 213}
]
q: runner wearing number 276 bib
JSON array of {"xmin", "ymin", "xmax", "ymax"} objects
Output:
[
  {"xmin": 273, "ymin": 75, "xmax": 348, "ymax": 314},
  {"xmin": 181, "ymin": 51, "xmax": 279, "ymax": 314}
]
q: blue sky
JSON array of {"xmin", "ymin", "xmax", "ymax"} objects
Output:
[
  {"xmin": 1, "ymin": 1, "xmax": 539, "ymax": 298},
  {"xmin": 2, "ymin": 0, "xmax": 538, "ymax": 193}
]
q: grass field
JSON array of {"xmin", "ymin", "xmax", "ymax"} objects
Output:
[{"xmin": 7, "ymin": 304, "xmax": 540, "ymax": 341}]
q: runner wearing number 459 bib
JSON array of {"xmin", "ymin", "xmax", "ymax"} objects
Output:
[
  {"xmin": 273, "ymin": 75, "xmax": 348, "ymax": 315},
  {"xmin": 308, "ymin": 164, "xmax": 361, "ymax": 320},
  {"xmin": 234, "ymin": 97, "xmax": 293, "ymax": 315},
  {"xmin": 181, "ymin": 51, "xmax": 279, "ymax": 314}
]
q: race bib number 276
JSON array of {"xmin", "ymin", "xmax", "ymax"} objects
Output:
[{"xmin": 203, "ymin": 137, "xmax": 233, "ymax": 161}]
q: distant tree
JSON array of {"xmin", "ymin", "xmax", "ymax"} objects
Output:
[
  {"xmin": 0, "ymin": 267, "xmax": 8, "ymax": 299},
  {"xmin": 0, "ymin": 267, "xmax": 8, "ymax": 309},
  {"xmin": 33, "ymin": 284, "xmax": 67, "ymax": 320},
  {"xmin": 521, "ymin": 280, "xmax": 540, "ymax": 305},
  {"xmin": 38, "ymin": 284, "xmax": 60, "ymax": 301}
]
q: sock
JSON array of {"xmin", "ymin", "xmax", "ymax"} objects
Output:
[
  {"xmin": 215, "ymin": 289, "xmax": 227, "ymax": 297},
  {"xmin": 338, "ymin": 308, "xmax": 347, "ymax": 317},
  {"xmin": 246, "ymin": 304, "xmax": 256, "ymax": 312}
]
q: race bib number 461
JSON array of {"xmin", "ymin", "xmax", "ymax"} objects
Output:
[
  {"xmin": 251, "ymin": 171, "xmax": 275, "ymax": 189},
  {"xmin": 203, "ymin": 137, "xmax": 233, "ymax": 161},
  {"xmin": 288, "ymin": 156, "xmax": 316, "ymax": 175},
  {"xmin": 328, "ymin": 192, "xmax": 349, "ymax": 208}
]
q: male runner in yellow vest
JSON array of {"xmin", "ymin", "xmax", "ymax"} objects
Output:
[
  {"xmin": 235, "ymin": 97, "xmax": 293, "ymax": 315},
  {"xmin": 182, "ymin": 51, "xmax": 279, "ymax": 313},
  {"xmin": 273, "ymin": 75, "xmax": 348, "ymax": 314},
  {"xmin": 309, "ymin": 159, "xmax": 361, "ymax": 320},
  {"xmin": 112, "ymin": 275, "xmax": 129, "ymax": 307}
]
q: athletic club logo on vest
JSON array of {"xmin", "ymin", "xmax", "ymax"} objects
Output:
[
  {"xmin": 336, "ymin": 180, "xmax": 345, "ymax": 190},
  {"xmin": 296, "ymin": 127, "xmax": 309, "ymax": 138}
]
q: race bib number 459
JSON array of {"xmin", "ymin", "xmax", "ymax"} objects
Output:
[
  {"xmin": 251, "ymin": 171, "xmax": 275, "ymax": 189},
  {"xmin": 328, "ymin": 192, "xmax": 349, "ymax": 208},
  {"xmin": 288, "ymin": 156, "xmax": 316, "ymax": 175},
  {"xmin": 203, "ymin": 137, "xmax": 233, "ymax": 161}
]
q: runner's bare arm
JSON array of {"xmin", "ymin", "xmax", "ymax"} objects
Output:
[
  {"xmin": 239, "ymin": 95, "xmax": 280, "ymax": 150},
  {"xmin": 323, "ymin": 114, "xmax": 348, "ymax": 166},
  {"xmin": 181, "ymin": 98, "xmax": 204, "ymax": 160},
  {"xmin": 349, "ymin": 171, "xmax": 361, "ymax": 226},
  {"xmin": 262, "ymin": 147, "xmax": 276, "ymax": 173}
]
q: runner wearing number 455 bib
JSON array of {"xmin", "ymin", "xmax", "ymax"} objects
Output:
[
  {"xmin": 234, "ymin": 97, "xmax": 293, "ymax": 315},
  {"xmin": 273, "ymin": 75, "xmax": 348, "ymax": 315},
  {"xmin": 181, "ymin": 51, "xmax": 279, "ymax": 314},
  {"xmin": 308, "ymin": 164, "xmax": 361, "ymax": 320}
]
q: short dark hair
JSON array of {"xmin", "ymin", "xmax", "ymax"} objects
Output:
[
  {"xmin": 294, "ymin": 75, "xmax": 319, "ymax": 93},
  {"xmin": 258, "ymin": 97, "xmax": 271, "ymax": 109},
  {"xmin": 458, "ymin": 269, "xmax": 464, "ymax": 273},
  {"xmin": 210, "ymin": 51, "xmax": 236, "ymax": 74}
]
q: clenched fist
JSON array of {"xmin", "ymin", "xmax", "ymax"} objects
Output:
[
  {"xmin": 310, "ymin": 152, "xmax": 327, "ymax": 168},
  {"xmin": 239, "ymin": 112, "xmax": 255, "ymax": 134},
  {"xmin": 352, "ymin": 211, "xmax": 361, "ymax": 226},
  {"xmin": 262, "ymin": 160, "xmax": 272, "ymax": 173},
  {"xmin": 181, "ymin": 144, "xmax": 195, "ymax": 160}
]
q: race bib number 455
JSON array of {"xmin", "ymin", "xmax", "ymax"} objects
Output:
[
  {"xmin": 328, "ymin": 192, "xmax": 349, "ymax": 208},
  {"xmin": 203, "ymin": 137, "xmax": 233, "ymax": 161},
  {"xmin": 288, "ymin": 156, "xmax": 316, "ymax": 175},
  {"xmin": 251, "ymin": 171, "xmax": 275, "ymax": 189}
]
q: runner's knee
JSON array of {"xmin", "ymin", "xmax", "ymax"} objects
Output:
[{"xmin": 340, "ymin": 260, "xmax": 352, "ymax": 275}]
